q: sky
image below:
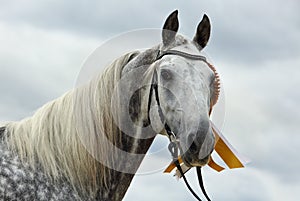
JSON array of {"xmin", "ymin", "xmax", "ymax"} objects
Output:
[{"xmin": 0, "ymin": 0, "xmax": 299, "ymax": 200}]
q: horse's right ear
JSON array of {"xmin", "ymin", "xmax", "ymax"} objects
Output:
[
  {"xmin": 162, "ymin": 10, "xmax": 179, "ymax": 46},
  {"xmin": 193, "ymin": 14, "xmax": 211, "ymax": 49}
]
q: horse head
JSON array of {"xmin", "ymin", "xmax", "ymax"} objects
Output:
[{"xmin": 150, "ymin": 10, "xmax": 218, "ymax": 167}]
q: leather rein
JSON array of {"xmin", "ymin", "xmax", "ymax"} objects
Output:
[{"xmin": 148, "ymin": 49, "xmax": 214, "ymax": 201}]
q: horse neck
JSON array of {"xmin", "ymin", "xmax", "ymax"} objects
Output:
[
  {"xmin": 98, "ymin": 133, "xmax": 155, "ymax": 200},
  {"xmin": 3, "ymin": 50, "xmax": 157, "ymax": 200},
  {"xmin": 102, "ymin": 53, "xmax": 159, "ymax": 199},
  {"xmin": 102, "ymin": 88, "xmax": 156, "ymax": 198}
]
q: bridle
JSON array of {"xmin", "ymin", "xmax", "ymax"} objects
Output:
[
  {"xmin": 150, "ymin": 49, "xmax": 214, "ymax": 201},
  {"xmin": 148, "ymin": 49, "xmax": 219, "ymax": 201}
]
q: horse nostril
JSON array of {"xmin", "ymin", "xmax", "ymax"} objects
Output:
[
  {"xmin": 189, "ymin": 142, "xmax": 198, "ymax": 154},
  {"xmin": 187, "ymin": 134, "xmax": 201, "ymax": 154},
  {"xmin": 190, "ymin": 142, "xmax": 198, "ymax": 154}
]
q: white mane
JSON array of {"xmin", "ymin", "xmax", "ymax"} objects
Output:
[{"xmin": 4, "ymin": 51, "xmax": 139, "ymax": 197}]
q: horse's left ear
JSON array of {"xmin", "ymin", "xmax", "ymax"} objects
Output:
[
  {"xmin": 162, "ymin": 10, "xmax": 179, "ymax": 46},
  {"xmin": 193, "ymin": 14, "xmax": 211, "ymax": 48}
]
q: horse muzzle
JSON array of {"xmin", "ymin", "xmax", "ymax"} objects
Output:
[
  {"xmin": 181, "ymin": 149, "xmax": 212, "ymax": 167},
  {"xmin": 180, "ymin": 129, "xmax": 215, "ymax": 167}
]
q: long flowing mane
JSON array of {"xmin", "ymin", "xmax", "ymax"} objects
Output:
[{"xmin": 3, "ymin": 51, "xmax": 139, "ymax": 197}]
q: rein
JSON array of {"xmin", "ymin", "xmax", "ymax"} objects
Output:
[{"xmin": 148, "ymin": 49, "xmax": 214, "ymax": 201}]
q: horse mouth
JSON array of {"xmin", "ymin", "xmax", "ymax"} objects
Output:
[{"xmin": 181, "ymin": 153, "xmax": 211, "ymax": 167}]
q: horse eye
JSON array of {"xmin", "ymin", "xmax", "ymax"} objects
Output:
[{"xmin": 161, "ymin": 69, "xmax": 172, "ymax": 80}]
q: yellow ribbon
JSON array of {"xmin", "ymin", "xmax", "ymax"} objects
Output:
[{"xmin": 164, "ymin": 120, "xmax": 248, "ymax": 173}]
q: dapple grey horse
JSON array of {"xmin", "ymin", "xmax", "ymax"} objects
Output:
[{"xmin": 0, "ymin": 10, "xmax": 218, "ymax": 200}]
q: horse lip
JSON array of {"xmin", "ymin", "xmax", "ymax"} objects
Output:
[
  {"xmin": 182, "ymin": 152, "xmax": 211, "ymax": 167},
  {"xmin": 181, "ymin": 156, "xmax": 193, "ymax": 167}
]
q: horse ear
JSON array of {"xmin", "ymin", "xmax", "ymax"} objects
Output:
[
  {"xmin": 162, "ymin": 10, "xmax": 179, "ymax": 46},
  {"xmin": 193, "ymin": 14, "xmax": 211, "ymax": 48}
]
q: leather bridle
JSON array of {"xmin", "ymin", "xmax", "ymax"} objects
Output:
[{"xmin": 148, "ymin": 49, "xmax": 216, "ymax": 201}]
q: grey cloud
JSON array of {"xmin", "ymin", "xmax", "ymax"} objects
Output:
[
  {"xmin": 0, "ymin": 0, "xmax": 162, "ymax": 38},
  {"xmin": 207, "ymin": 0, "xmax": 300, "ymax": 65},
  {"xmin": 1, "ymin": 0, "xmax": 299, "ymax": 66},
  {"xmin": 0, "ymin": 22, "xmax": 98, "ymax": 121},
  {"xmin": 219, "ymin": 58, "xmax": 300, "ymax": 185},
  {"xmin": 0, "ymin": 1, "xmax": 300, "ymax": 200}
]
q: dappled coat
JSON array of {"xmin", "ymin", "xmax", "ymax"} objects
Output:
[{"xmin": 0, "ymin": 128, "xmax": 92, "ymax": 201}]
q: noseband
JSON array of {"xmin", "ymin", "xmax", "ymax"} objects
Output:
[{"xmin": 148, "ymin": 49, "xmax": 216, "ymax": 201}]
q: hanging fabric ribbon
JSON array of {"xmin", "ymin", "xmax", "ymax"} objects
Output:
[{"xmin": 164, "ymin": 120, "xmax": 250, "ymax": 174}]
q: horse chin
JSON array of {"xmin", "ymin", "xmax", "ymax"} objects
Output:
[{"xmin": 182, "ymin": 154, "xmax": 210, "ymax": 167}]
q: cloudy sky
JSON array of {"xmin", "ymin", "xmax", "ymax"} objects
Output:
[{"xmin": 0, "ymin": 0, "xmax": 299, "ymax": 200}]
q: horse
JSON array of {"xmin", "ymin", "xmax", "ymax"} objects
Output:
[{"xmin": 0, "ymin": 10, "xmax": 219, "ymax": 200}]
